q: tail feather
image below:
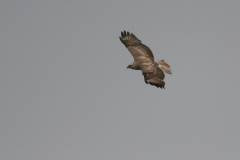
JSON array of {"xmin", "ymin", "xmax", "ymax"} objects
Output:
[{"xmin": 156, "ymin": 60, "xmax": 172, "ymax": 74}]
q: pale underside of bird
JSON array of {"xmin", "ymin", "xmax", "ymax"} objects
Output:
[{"xmin": 119, "ymin": 31, "xmax": 172, "ymax": 89}]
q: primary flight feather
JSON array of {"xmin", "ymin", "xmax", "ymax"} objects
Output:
[{"xmin": 119, "ymin": 31, "xmax": 172, "ymax": 89}]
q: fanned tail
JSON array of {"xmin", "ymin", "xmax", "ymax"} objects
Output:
[{"xmin": 156, "ymin": 60, "xmax": 172, "ymax": 74}]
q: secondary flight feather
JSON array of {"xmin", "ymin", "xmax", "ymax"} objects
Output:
[{"xmin": 119, "ymin": 31, "xmax": 172, "ymax": 89}]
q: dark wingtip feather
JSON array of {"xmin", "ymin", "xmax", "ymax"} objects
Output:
[
  {"xmin": 119, "ymin": 36, "xmax": 122, "ymax": 42},
  {"xmin": 121, "ymin": 31, "xmax": 124, "ymax": 38},
  {"xmin": 147, "ymin": 82, "xmax": 165, "ymax": 89}
]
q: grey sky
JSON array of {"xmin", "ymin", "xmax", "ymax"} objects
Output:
[{"xmin": 1, "ymin": 1, "xmax": 240, "ymax": 160}]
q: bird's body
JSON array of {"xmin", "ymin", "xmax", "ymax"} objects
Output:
[{"xmin": 119, "ymin": 31, "xmax": 172, "ymax": 89}]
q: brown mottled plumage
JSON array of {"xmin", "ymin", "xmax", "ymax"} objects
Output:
[{"xmin": 119, "ymin": 31, "xmax": 172, "ymax": 89}]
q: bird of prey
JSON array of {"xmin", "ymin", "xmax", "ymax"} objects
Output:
[{"xmin": 119, "ymin": 31, "xmax": 172, "ymax": 89}]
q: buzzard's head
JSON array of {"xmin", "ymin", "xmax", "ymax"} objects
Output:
[
  {"xmin": 127, "ymin": 64, "xmax": 132, "ymax": 69},
  {"xmin": 127, "ymin": 64, "xmax": 140, "ymax": 70}
]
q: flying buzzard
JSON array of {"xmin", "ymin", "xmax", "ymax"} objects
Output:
[{"xmin": 119, "ymin": 31, "xmax": 172, "ymax": 89}]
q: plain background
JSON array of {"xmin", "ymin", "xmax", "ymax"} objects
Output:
[{"xmin": 1, "ymin": 1, "xmax": 240, "ymax": 160}]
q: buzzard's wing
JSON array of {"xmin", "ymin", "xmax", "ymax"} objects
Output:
[
  {"xmin": 119, "ymin": 31, "xmax": 154, "ymax": 60},
  {"xmin": 140, "ymin": 63, "xmax": 165, "ymax": 88}
]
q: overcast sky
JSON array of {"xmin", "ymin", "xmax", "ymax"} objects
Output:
[{"xmin": 1, "ymin": 1, "xmax": 240, "ymax": 160}]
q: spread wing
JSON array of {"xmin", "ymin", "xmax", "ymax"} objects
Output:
[
  {"xmin": 119, "ymin": 31, "xmax": 154, "ymax": 61},
  {"xmin": 140, "ymin": 62, "xmax": 165, "ymax": 88},
  {"xmin": 119, "ymin": 31, "xmax": 166, "ymax": 89}
]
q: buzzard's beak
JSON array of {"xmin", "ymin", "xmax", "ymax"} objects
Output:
[{"xmin": 127, "ymin": 65, "xmax": 131, "ymax": 69}]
